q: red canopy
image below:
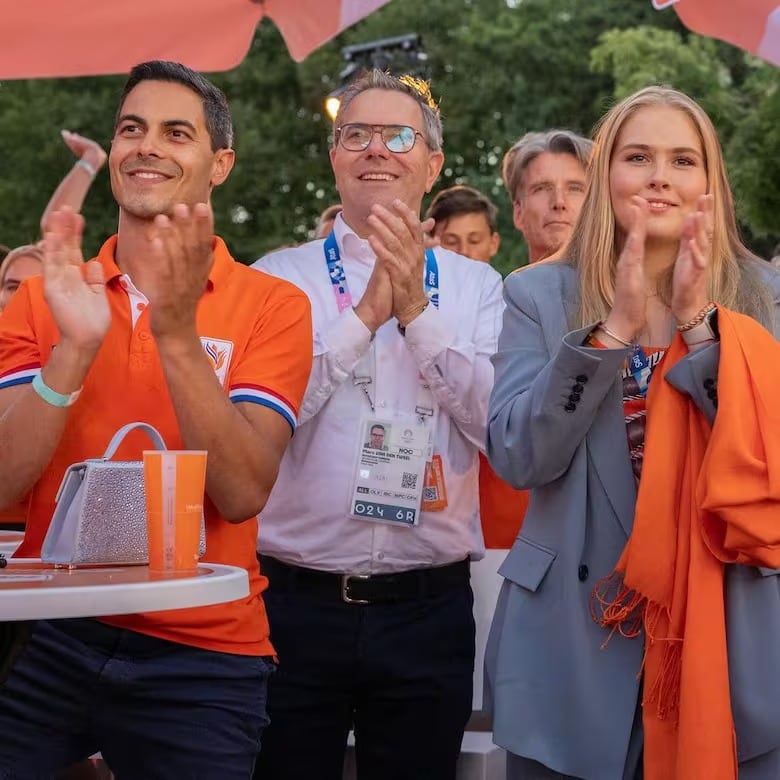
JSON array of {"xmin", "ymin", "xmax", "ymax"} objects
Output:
[
  {"xmin": 1, "ymin": 0, "xmax": 776, "ymax": 81},
  {"xmin": 0, "ymin": 0, "xmax": 392, "ymax": 79},
  {"xmin": 654, "ymin": 0, "xmax": 780, "ymax": 66}
]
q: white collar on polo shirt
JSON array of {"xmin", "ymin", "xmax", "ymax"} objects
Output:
[{"xmin": 333, "ymin": 212, "xmax": 376, "ymax": 266}]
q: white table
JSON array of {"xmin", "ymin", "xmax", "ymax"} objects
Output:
[
  {"xmin": 0, "ymin": 560, "xmax": 249, "ymax": 621},
  {"xmin": 0, "ymin": 531, "xmax": 24, "ymax": 556}
]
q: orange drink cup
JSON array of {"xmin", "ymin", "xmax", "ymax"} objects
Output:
[{"xmin": 143, "ymin": 450, "xmax": 207, "ymax": 571}]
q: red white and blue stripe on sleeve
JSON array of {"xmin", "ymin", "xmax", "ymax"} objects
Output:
[
  {"xmin": 228, "ymin": 384, "xmax": 298, "ymax": 432},
  {"xmin": 0, "ymin": 363, "xmax": 40, "ymax": 390}
]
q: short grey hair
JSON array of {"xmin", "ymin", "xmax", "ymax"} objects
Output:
[
  {"xmin": 333, "ymin": 69, "xmax": 443, "ymax": 152},
  {"xmin": 502, "ymin": 129, "xmax": 593, "ymax": 202}
]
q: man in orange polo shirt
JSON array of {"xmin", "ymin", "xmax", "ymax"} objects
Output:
[{"xmin": 0, "ymin": 61, "xmax": 312, "ymax": 778}]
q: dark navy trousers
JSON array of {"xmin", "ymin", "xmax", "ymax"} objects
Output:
[
  {"xmin": 0, "ymin": 618, "xmax": 273, "ymax": 779},
  {"xmin": 253, "ymin": 571, "xmax": 475, "ymax": 780}
]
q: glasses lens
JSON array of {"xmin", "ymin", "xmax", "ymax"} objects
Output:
[
  {"xmin": 339, "ymin": 124, "xmax": 372, "ymax": 150},
  {"xmin": 383, "ymin": 126, "xmax": 416, "ymax": 153},
  {"xmin": 338, "ymin": 124, "xmax": 419, "ymax": 153}
]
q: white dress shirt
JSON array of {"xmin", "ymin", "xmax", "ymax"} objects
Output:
[{"xmin": 251, "ymin": 215, "xmax": 504, "ymax": 574}]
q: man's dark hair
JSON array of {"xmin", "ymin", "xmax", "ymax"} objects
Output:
[
  {"xmin": 116, "ymin": 61, "xmax": 233, "ymax": 151},
  {"xmin": 370, "ymin": 424, "xmax": 385, "ymax": 434},
  {"xmin": 425, "ymin": 185, "xmax": 499, "ymax": 233}
]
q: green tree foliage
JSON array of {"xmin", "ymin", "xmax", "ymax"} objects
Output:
[
  {"xmin": 0, "ymin": 0, "xmax": 776, "ymax": 272},
  {"xmin": 727, "ymin": 66, "xmax": 780, "ymax": 242},
  {"xmin": 0, "ymin": 75, "xmax": 123, "ymax": 253},
  {"xmin": 590, "ymin": 27, "xmax": 738, "ymax": 134}
]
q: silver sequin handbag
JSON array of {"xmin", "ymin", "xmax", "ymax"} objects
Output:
[{"xmin": 42, "ymin": 422, "xmax": 206, "ymax": 566}]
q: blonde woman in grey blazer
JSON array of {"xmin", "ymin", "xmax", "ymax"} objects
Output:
[{"xmin": 485, "ymin": 86, "xmax": 780, "ymax": 780}]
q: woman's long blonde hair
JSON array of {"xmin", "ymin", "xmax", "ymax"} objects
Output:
[
  {"xmin": 0, "ymin": 244, "xmax": 44, "ymax": 286},
  {"xmin": 563, "ymin": 86, "xmax": 774, "ymax": 329}
]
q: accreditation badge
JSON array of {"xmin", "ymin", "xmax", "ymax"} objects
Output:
[{"xmin": 349, "ymin": 414, "xmax": 432, "ymax": 527}]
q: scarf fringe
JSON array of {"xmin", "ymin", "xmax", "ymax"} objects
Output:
[
  {"xmin": 591, "ymin": 572, "xmax": 645, "ymax": 647},
  {"xmin": 646, "ymin": 643, "xmax": 682, "ymax": 721},
  {"xmin": 592, "ymin": 574, "xmax": 682, "ymax": 720}
]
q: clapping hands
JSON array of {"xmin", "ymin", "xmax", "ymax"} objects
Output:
[
  {"xmin": 604, "ymin": 193, "xmax": 714, "ymax": 342},
  {"xmin": 41, "ymin": 208, "xmax": 110, "ymax": 353},
  {"xmin": 670, "ymin": 194, "xmax": 713, "ymax": 325}
]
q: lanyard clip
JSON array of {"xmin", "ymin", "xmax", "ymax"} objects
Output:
[{"xmin": 353, "ymin": 375, "xmax": 372, "ymax": 388}]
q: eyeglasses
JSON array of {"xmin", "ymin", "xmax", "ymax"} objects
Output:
[{"xmin": 335, "ymin": 123, "xmax": 427, "ymax": 154}]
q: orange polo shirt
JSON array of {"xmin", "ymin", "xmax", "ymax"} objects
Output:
[
  {"xmin": 0, "ymin": 499, "xmax": 27, "ymax": 527},
  {"xmin": 0, "ymin": 236, "xmax": 313, "ymax": 656},
  {"xmin": 479, "ymin": 453, "xmax": 529, "ymax": 549}
]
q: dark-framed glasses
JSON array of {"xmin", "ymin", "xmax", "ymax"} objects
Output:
[{"xmin": 336, "ymin": 123, "xmax": 426, "ymax": 154}]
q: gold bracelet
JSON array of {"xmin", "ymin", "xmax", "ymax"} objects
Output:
[
  {"xmin": 676, "ymin": 302, "xmax": 716, "ymax": 332},
  {"xmin": 596, "ymin": 322, "xmax": 633, "ymax": 347}
]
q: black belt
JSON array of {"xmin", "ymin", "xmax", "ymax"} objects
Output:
[{"xmin": 258, "ymin": 555, "xmax": 470, "ymax": 605}]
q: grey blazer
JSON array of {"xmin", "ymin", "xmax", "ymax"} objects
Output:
[{"xmin": 484, "ymin": 261, "xmax": 780, "ymax": 780}]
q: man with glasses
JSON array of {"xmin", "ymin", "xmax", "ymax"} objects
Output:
[
  {"xmin": 251, "ymin": 69, "xmax": 504, "ymax": 780},
  {"xmin": 365, "ymin": 422, "xmax": 388, "ymax": 451}
]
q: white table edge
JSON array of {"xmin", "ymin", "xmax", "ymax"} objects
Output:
[{"xmin": 0, "ymin": 561, "xmax": 249, "ymax": 621}]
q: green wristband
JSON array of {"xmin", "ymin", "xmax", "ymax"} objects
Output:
[
  {"xmin": 74, "ymin": 159, "xmax": 96, "ymax": 178},
  {"xmin": 31, "ymin": 373, "xmax": 82, "ymax": 408}
]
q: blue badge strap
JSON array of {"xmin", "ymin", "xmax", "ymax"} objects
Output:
[
  {"xmin": 324, "ymin": 231, "xmax": 352, "ymax": 313},
  {"xmin": 628, "ymin": 345, "xmax": 653, "ymax": 397},
  {"xmin": 424, "ymin": 249, "xmax": 439, "ymax": 309},
  {"xmin": 324, "ymin": 232, "xmax": 439, "ymax": 312},
  {"xmin": 415, "ymin": 249, "xmax": 439, "ymax": 420}
]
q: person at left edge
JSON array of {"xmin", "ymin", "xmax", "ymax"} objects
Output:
[
  {"xmin": 251, "ymin": 69, "xmax": 504, "ymax": 780},
  {"xmin": 0, "ymin": 60, "xmax": 312, "ymax": 778}
]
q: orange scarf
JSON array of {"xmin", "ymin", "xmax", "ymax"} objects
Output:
[{"xmin": 595, "ymin": 308, "xmax": 780, "ymax": 780}]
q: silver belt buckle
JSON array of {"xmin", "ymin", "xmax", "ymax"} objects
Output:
[{"xmin": 341, "ymin": 573, "xmax": 371, "ymax": 604}]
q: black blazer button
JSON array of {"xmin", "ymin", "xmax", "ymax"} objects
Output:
[
  {"xmin": 572, "ymin": 383, "xmax": 584, "ymax": 393},
  {"xmin": 564, "ymin": 402, "xmax": 576, "ymax": 413},
  {"xmin": 703, "ymin": 378, "xmax": 715, "ymax": 389},
  {"xmin": 575, "ymin": 374, "xmax": 588, "ymax": 384},
  {"xmin": 707, "ymin": 389, "xmax": 717, "ymax": 401},
  {"xmin": 578, "ymin": 564, "xmax": 589, "ymax": 582},
  {"xmin": 568, "ymin": 392, "xmax": 581, "ymax": 402}
]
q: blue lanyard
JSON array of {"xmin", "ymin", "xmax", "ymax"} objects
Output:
[
  {"xmin": 628, "ymin": 345, "xmax": 652, "ymax": 396},
  {"xmin": 324, "ymin": 231, "xmax": 439, "ymax": 313}
]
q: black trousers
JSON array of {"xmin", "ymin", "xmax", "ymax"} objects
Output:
[{"xmin": 253, "ymin": 559, "xmax": 475, "ymax": 780}]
